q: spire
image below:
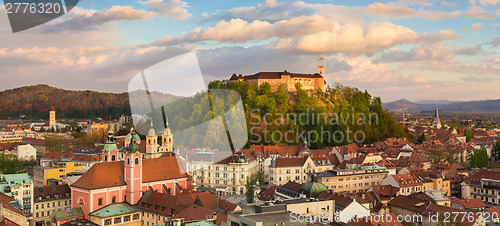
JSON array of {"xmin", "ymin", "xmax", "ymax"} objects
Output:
[
  {"xmin": 106, "ymin": 128, "xmax": 114, "ymax": 143},
  {"xmin": 435, "ymin": 103, "xmax": 439, "ymax": 121},
  {"xmin": 147, "ymin": 119, "xmax": 156, "ymax": 137}
]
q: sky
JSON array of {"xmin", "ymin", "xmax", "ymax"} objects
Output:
[{"xmin": 0, "ymin": 0, "xmax": 499, "ymax": 102}]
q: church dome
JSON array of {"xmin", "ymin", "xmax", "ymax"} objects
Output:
[
  {"xmin": 300, "ymin": 174, "xmax": 328, "ymax": 198},
  {"xmin": 125, "ymin": 128, "xmax": 141, "ymax": 145},
  {"xmin": 126, "ymin": 130, "xmax": 141, "ymax": 154}
]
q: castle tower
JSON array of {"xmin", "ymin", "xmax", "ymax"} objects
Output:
[
  {"xmin": 49, "ymin": 110, "xmax": 56, "ymax": 129},
  {"xmin": 161, "ymin": 118, "xmax": 173, "ymax": 153},
  {"xmin": 125, "ymin": 131, "xmax": 142, "ymax": 205},
  {"xmin": 318, "ymin": 65, "xmax": 325, "ymax": 77},
  {"xmin": 146, "ymin": 120, "xmax": 158, "ymax": 158}
]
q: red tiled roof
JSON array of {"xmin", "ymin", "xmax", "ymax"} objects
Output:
[
  {"xmin": 274, "ymin": 156, "xmax": 307, "ymax": 167},
  {"xmin": 259, "ymin": 185, "xmax": 279, "ymax": 201},
  {"xmin": 455, "ymin": 198, "xmax": 487, "ymax": 209},
  {"xmin": 464, "ymin": 170, "xmax": 500, "ymax": 185},
  {"xmin": 34, "ymin": 184, "xmax": 71, "ymax": 202},
  {"xmin": 71, "ymin": 156, "xmax": 188, "ymax": 189},
  {"xmin": 172, "ymin": 205, "xmax": 215, "ymax": 222},
  {"xmin": 371, "ymin": 185, "xmax": 399, "ymax": 201},
  {"xmin": 388, "ymin": 195, "xmax": 430, "ymax": 213},
  {"xmin": 320, "ymin": 192, "xmax": 352, "ymax": 208},
  {"xmin": 392, "ymin": 173, "xmax": 422, "ymax": 187},
  {"xmin": 0, "ymin": 193, "xmax": 24, "ymax": 216}
]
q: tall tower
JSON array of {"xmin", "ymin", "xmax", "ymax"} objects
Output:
[
  {"xmin": 162, "ymin": 118, "xmax": 173, "ymax": 152},
  {"xmin": 49, "ymin": 111, "xmax": 56, "ymax": 129},
  {"xmin": 102, "ymin": 128, "xmax": 118, "ymax": 162},
  {"xmin": 318, "ymin": 65, "xmax": 325, "ymax": 77},
  {"xmin": 432, "ymin": 104, "xmax": 442, "ymax": 129},
  {"xmin": 146, "ymin": 120, "xmax": 158, "ymax": 158},
  {"xmin": 125, "ymin": 131, "xmax": 142, "ymax": 205}
]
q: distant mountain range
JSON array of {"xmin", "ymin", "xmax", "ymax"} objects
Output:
[{"xmin": 383, "ymin": 99, "xmax": 500, "ymax": 113}]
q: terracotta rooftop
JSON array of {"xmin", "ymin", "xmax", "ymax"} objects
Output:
[
  {"xmin": 454, "ymin": 198, "xmax": 487, "ymax": 209},
  {"xmin": 34, "ymin": 184, "xmax": 71, "ymax": 202},
  {"xmin": 71, "ymin": 156, "xmax": 189, "ymax": 190}
]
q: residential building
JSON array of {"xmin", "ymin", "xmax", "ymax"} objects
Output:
[
  {"xmin": 366, "ymin": 185, "xmax": 399, "ymax": 213},
  {"xmin": 0, "ymin": 192, "xmax": 28, "ymax": 226},
  {"xmin": 33, "ymin": 161, "xmax": 86, "ymax": 187},
  {"xmin": 51, "ymin": 207, "xmax": 85, "ymax": 226},
  {"xmin": 33, "ymin": 184, "xmax": 71, "ymax": 225},
  {"xmin": 451, "ymin": 198, "xmax": 487, "ymax": 212},
  {"xmin": 317, "ymin": 165, "xmax": 388, "ymax": 193},
  {"xmin": 269, "ymin": 155, "xmax": 333, "ymax": 186},
  {"xmin": 14, "ymin": 144, "xmax": 36, "ymax": 161},
  {"xmin": 199, "ymin": 151, "xmax": 258, "ymax": 195},
  {"xmin": 461, "ymin": 170, "xmax": 500, "ymax": 205},
  {"xmin": 381, "ymin": 173, "xmax": 423, "ymax": 196},
  {"xmin": 319, "ymin": 193, "xmax": 370, "ymax": 223},
  {"xmin": 88, "ymin": 203, "xmax": 141, "ymax": 226},
  {"xmin": 0, "ymin": 173, "xmax": 34, "ymax": 218},
  {"xmin": 139, "ymin": 190, "xmax": 239, "ymax": 226},
  {"xmin": 412, "ymin": 171, "xmax": 451, "ymax": 196},
  {"xmin": 225, "ymin": 198, "xmax": 334, "ymax": 226},
  {"xmin": 409, "ymin": 189, "xmax": 451, "ymax": 207}
]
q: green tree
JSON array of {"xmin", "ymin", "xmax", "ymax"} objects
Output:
[
  {"xmin": 470, "ymin": 148, "xmax": 489, "ymax": 168},
  {"xmin": 493, "ymin": 141, "xmax": 500, "ymax": 160},
  {"xmin": 416, "ymin": 133, "xmax": 427, "ymax": 144},
  {"xmin": 245, "ymin": 176, "xmax": 254, "ymax": 203},
  {"xmin": 0, "ymin": 154, "xmax": 25, "ymax": 173},
  {"xmin": 45, "ymin": 136, "xmax": 72, "ymax": 152}
]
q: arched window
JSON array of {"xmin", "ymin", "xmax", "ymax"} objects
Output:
[
  {"xmin": 127, "ymin": 158, "xmax": 130, "ymax": 165},
  {"xmin": 114, "ymin": 218, "xmax": 121, "ymax": 224},
  {"xmin": 104, "ymin": 155, "xmax": 108, "ymax": 161},
  {"xmin": 77, "ymin": 197, "xmax": 84, "ymax": 205},
  {"xmin": 135, "ymin": 158, "xmax": 139, "ymax": 165},
  {"xmin": 148, "ymin": 139, "xmax": 151, "ymax": 144},
  {"xmin": 104, "ymin": 219, "xmax": 111, "ymax": 225},
  {"xmin": 111, "ymin": 155, "xmax": 116, "ymax": 161}
]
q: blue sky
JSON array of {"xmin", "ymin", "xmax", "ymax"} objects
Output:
[{"xmin": 0, "ymin": 0, "xmax": 498, "ymax": 102}]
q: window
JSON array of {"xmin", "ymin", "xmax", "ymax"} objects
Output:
[
  {"xmin": 124, "ymin": 216, "xmax": 131, "ymax": 222},
  {"xmin": 114, "ymin": 218, "xmax": 121, "ymax": 224},
  {"xmin": 104, "ymin": 219, "xmax": 111, "ymax": 225},
  {"xmin": 98, "ymin": 198, "xmax": 103, "ymax": 206},
  {"xmin": 112, "ymin": 196, "xmax": 116, "ymax": 203},
  {"xmin": 127, "ymin": 158, "xmax": 130, "ymax": 164},
  {"xmin": 36, "ymin": 204, "xmax": 38, "ymax": 210},
  {"xmin": 58, "ymin": 201, "xmax": 60, "ymax": 206},
  {"xmin": 65, "ymin": 200, "xmax": 68, "ymax": 206},
  {"xmin": 111, "ymin": 155, "xmax": 116, "ymax": 161},
  {"xmin": 133, "ymin": 214, "xmax": 140, "ymax": 220},
  {"xmin": 41, "ymin": 204, "xmax": 44, "ymax": 208},
  {"xmin": 135, "ymin": 158, "xmax": 139, "ymax": 165}
]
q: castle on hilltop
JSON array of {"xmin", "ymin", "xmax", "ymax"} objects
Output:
[{"xmin": 229, "ymin": 65, "xmax": 326, "ymax": 92}]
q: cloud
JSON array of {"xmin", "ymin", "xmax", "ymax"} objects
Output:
[
  {"xmin": 454, "ymin": 45, "xmax": 482, "ymax": 55},
  {"xmin": 374, "ymin": 43, "xmax": 455, "ymax": 63},
  {"xmin": 366, "ymin": 2, "xmax": 460, "ymax": 20},
  {"xmin": 492, "ymin": 37, "xmax": 500, "ymax": 47},
  {"xmin": 367, "ymin": 3, "xmax": 417, "ymax": 17},
  {"xmin": 478, "ymin": 0, "xmax": 499, "ymax": 5},
  {"xmin": 464, "ymin": 5, "xmax": 500, "ymax": 19},
  {"xmin": 157, "ymin": 16, "xmax": 458, "ymax": 57},
  {"xmin": 42, "ymin": 6, "xmax": 157, "ymax": 32},
  {"xmin": 139, "ymin": 0, "xmax": 191, "ymax": 20},
  {"xmin": 202, "ymin": 1, "xmax": 312, "ymax": 23},
  {"xmin": 471, "ymin": 23, "xmax": 487, "ymax": 31}
]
